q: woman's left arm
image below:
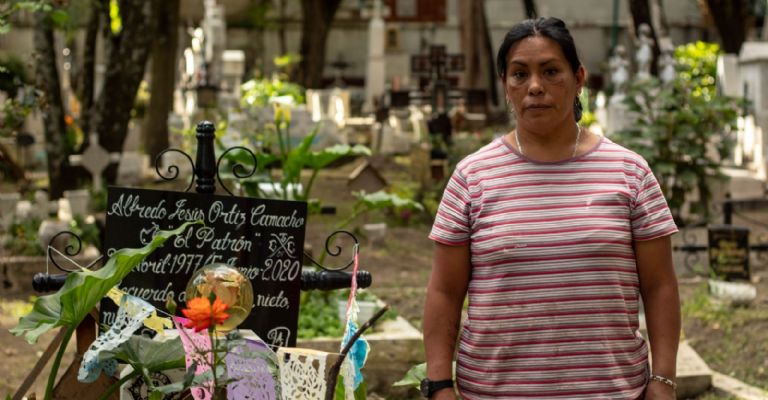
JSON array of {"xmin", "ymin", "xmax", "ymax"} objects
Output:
[{"xmin": 635, "ymin": 235, "xmax": 680, "ymax": 399}]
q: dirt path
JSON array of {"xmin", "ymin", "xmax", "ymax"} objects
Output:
[{"xmin": 0, "ymin": 298, "xmax": 77, "ymax": 398}]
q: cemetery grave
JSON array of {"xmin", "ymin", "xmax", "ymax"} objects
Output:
[
  {"xmin": 3, "ymin": 134, "xmax": 768, "ymax": 398},
  {"xmin": 3, "ymin": 2, "xmax": 768, "ymax": 398}
]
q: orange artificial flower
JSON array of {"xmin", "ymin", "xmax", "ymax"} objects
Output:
[
  {"xmin": 181, "ymin": 297, "xmax": 230, "ymax": 332},
  {"xmin": 64, "ymin": 115, "xmax": 74, "ymax": 126}
]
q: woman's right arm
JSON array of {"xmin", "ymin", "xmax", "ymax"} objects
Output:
[{"xmin": 423, "ymin": 241, "xmax": 471, "ymax": 399}]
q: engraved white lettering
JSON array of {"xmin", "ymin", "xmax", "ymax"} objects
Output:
[
  {"xmin": 255, "ymin": 290, "xmax": 290, "ymax": 309},
  {"xmin": 167, "ymin": 199, "xmax": 205, "ymax": 222}
]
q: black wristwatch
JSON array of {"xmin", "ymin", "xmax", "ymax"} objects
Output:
[{"xmin": 420, "ymin": 378, "xmax": 454, "ymax": 398}]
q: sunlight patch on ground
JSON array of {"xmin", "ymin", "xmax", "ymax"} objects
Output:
[{"xmin": 0, "ymin": 297, "xmax": 34, "ymax": 325}]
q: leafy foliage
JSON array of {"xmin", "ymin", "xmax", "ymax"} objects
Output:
[
  {"xmin": 0, "ymin": 0, "xmax": 71, "ymax": 34},
  {"xmin": 11, "ymin": 221, "xmax": 199, "ymax": 344},
  {"xmin": 105, "ymin": 334, "xmax": 186, "ymax": 374},
  {"xmin": 0, "ymin": 84, "xmax": 36, "ymax": 139},
  {"xmin": 674, "ymin": 41, "xmax": 719, "ymax": 100},
  {"xmin": 3, "ymin": 217, "xmax": 44, "ymax": 256},
  {"xmin": 297, "ymin": 290, "xmax": 344, "ymax": 339},
  {"xmin": 613, "ymin": 43, "xmax": 743, "ymax": 225},
  {"xmin": 0, "ymin": 54, "xmax": 28, "ymax": 97},
  {"xmin": 223, "ymin": 107, "xmax": 371, "ymax": 204},
  {"xmin": 298, "ymin": 289, "xmax": 395, "ymax": 339},
  {"xmin": 240, "ymin": 75, "xmax": 305, "ymax": 108},
  {"xmin": 336, "ymin": 190, "xmax": 425, "ymax": 229},
  {"xmin": 392, "ymin": 362, "xmax": 426, "ymax": 388}
]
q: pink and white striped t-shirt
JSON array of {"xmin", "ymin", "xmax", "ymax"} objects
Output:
[{"xmin": 429, "ymin": 136, "xmax": 678, "ymax": 399}]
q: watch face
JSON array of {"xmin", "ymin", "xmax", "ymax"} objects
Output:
[{"xmin": 420, "ymin": 379, "xmax": 431, "ymax": 397}]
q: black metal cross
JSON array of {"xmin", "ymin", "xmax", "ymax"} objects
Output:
[
  {"xmin": 411, "ymin": 45, "xmax": 464, "ymax": 82},
  {"xmin": 410, "ymin": 45, "xmax": 464, "ymax": 113}
]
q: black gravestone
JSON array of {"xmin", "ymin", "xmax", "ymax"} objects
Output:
[
  {"xmin": 708, "ymin": 225, "xmax": 750, "ymax": 281},
  {"xmin": 100, "ymin": 187, "xmax": 307, "ymax": 348}
]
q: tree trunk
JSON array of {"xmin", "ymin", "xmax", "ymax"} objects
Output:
[
  {"xmin": 481, "ymin": 6, "xmax": 498, "ymax": 106},
  {"xmin": 278, "ymin": 0, "xmax": 287, "ymax": 56},
  {"xmin": 91, "ymin": 0, "xmax": 159, "ymax": 184},
  {"xmin": 703, "ymin": 0, "xmax": 749, "ymax": 54},
  {"xmin": 294, "ymin": 0, "xmax": 343, "ymax": 88},
  {"xmin": 628, "ymin": 0, "xmax": 661, "ymax": 75},
  {"xmin": 0, "ymin": 142, "xmax": 26, "ymax": 183},
  {"xmin": 650, "ymin": 0, "xmax": 669, "ymax": 38},
  {"xmin": 522, "ymin": 0, "xmax": 538, "ymax": 19},
  {"xmin": 143, "ymin": 0, "xmax": 179, "ymax": 166},
  {"xmin": 460, "ymin": 0, "xmax": 497, "ymax": 107},
  {"xmin": 34, "ymin": 11, "xmax": 68, "ymax": 199},
  {"xmin": 78, "ymin": 0, "xmax": 103, "ymax": 146}
]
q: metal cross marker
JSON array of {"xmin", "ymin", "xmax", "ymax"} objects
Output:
[
  {"xmin": 409, "ymin": 45, "xmax": 465, "ymax": 113},
  {"xmin": 68, "ymin": 133, "xmax": 121, "ymax": 192}
]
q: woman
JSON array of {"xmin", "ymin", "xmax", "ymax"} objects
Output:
[{"xmin": 422, "ymin": 17, "xmax": 680, "ymax": 399}]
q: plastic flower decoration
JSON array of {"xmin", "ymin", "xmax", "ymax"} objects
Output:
[{"xmin": 181, "ymin": 296, "xmax": 230, "ymax": 332}]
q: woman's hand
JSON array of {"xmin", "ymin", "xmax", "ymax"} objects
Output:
[{"xmin": 643, "ymin": 380, "xmax": 676, "ymax": 400}]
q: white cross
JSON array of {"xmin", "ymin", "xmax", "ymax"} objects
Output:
[{"xmin": 68, "ymin": 133, "xmax": 121, "ymax": 192}]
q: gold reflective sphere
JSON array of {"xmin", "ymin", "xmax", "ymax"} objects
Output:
[{"xmin": 185, "ymin": 263, "xmax": 253, "ymax": 333}]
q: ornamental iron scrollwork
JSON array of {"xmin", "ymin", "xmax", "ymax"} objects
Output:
[
  {"xmin": 155, "ymin": 148, "xmax": 195, "ymax": 192},
  {"xmin": 215, "ymin": 146, "xmax": 259, "ymax": 197},
  {"xmin": 47, "ymin": 231, "xmax": 104, "ymax": 273},
  {"xmin": 303, "ymin": 230, "xmax": 359, "ymax": 271},
  {"xmin": 154, "ymin": 122, "xmax": 259, "ymax": 196}
]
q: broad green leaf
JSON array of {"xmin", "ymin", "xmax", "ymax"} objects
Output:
[
  {"xmin": 221, "ymin": 145, "xmax": 278, "ymax": 172},
  {"xmin": 11, "ymin": 221, "xmax": 200, "ymax": 344},
  {"xmin": 354, "ymin": 381, "xmax": 368, "ymax": 400},
  {"xmin": 150, "ymin": 381, "xmax": 187, "ymax": 398},
  {"xmin": 392, "ymin": 362, "xmax": 426, "ymax": 387},
  {"xmin": 48, "ymin": 9, "xmax": 69, "ymax": 27},
  {"xmin": 281, "ymin": 128, "xmax": 318, "ymax": 192},
  {"xmin": 355, "ymin": 191, "xmax": 423, "ymax": 213},
  {"xmin": 110, "ymin": 335, "xmax": 186, "ymax": 372},
  {"xmin": 333, "ymin": 377, "xmax": 367, "ymax": 400},
  {"xmin": 305, "ymin": 144, "xmax": 372, "ymax": 170}
]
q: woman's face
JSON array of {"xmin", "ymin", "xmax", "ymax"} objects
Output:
[{"xmin": 503, "ymin": 35, "xmax": 585, "ymax": 133}]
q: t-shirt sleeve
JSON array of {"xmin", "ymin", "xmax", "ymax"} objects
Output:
[
  {"xmin": 429, "ymin": 168, "xmax": 471, "ymax": 245},
  {"xmin": 630, "ymin": 169, "xmax": 679, "ymax": 241}
]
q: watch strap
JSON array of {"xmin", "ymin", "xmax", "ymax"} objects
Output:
[{"xmin": 428, "ymin": 379, "xmax": 454, "ymax": 397}]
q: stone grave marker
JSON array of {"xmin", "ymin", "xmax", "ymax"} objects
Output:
[
  {"xmin": 0, "ymin": 192, "xmax": 20, "ymax": 230},
  {"xmin": 69, "ymin": 133, "xmax": 121, "ymax": 192},
  {"xmin": 63, "ymin": 190, "xmax": 90, "ymax": 217},
  {"xmin": 703, "ymin": 224, "xmax": 757, "ymax": 305},
  {"xmin": 116, "ymin": 151, "xmax": 150, "ymax": 186},
  {"xmin": 708, "ymin": 225, "xmax": 750, "ymax": 281},
  {"xmin": 364, "ymin": 0, "xmax": 386, "ymax": 112},
  {"xmin": 717, "ymin": 54, "xmax": 741, "ymax": 97}
]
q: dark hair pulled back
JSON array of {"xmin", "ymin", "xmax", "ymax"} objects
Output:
[{"xmin": 496, "ymin": 17, "xmax": 584, "ymax": 122}]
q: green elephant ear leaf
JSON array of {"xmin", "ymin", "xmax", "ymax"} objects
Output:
[
  {"xmin": 392, "ymin": 362, "xmax": 426, "ymax": 387},
  {"xmin": 11, "ymin": 221, "xmax": 200, "ymax": 344},
  {"xmin": 109, "ymin": 335, "xmax": 186, "ymax": 372}
]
